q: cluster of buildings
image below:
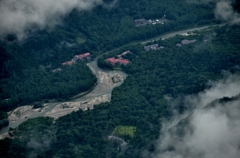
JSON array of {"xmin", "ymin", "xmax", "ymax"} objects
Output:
[
  {"xmin": 62, "ymin": 52, "xmax": 90, "ymax": 66},
  {"xmin": 144, "ymin": 44, "xmax": 164, "ymax": 51},
  {"xmin": 52, "ymin": 52, "xmax": 91, "ymax": 72},
  {"xmin": 142, "ymin": 39, "xmax": 197, "ymax": 52},
  {"xmin": 105, "ymin": 50, "xmax": 131, "ymax": 65},
  {"xmin": 134, "ymin": 19, "xmax": 149, "ymax": 27},
  {"xmin": 134, "ymin": 16, "xmax": 167, "ymax": 27},
  {"xmin": 176, "ymin": 39, "xmax": 196, "ymax": 47}
]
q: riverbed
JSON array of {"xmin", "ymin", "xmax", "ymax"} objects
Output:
[{"xmin": 0, "ymin": 59, "xmax": 127, "ymax": 135}]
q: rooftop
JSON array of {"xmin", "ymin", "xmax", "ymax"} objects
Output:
[
  {"xmin": 144, "ymin": 44, "xmax": 164, "ymax": 51},
  {"xmin": 181, "ymin": 39, "xmax": 196, "ymax": 45},
  {"xmin": 105, "ymin": 57, "xmax": 129, "ymax": 65}
]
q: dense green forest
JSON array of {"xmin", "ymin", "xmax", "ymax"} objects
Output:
[
  {"xmin": 1, "ymin": 0, "xmax": 240, "ymax": 157},
  {"xmin": 0, "ymin": 111, "xmax": 8, "ymax": 130},
  {"xmin": 0, "ymin": 62, "xmax": 97, "ymax": 111},
  {"xmin": 1, "ymin": 24, "xmax": 240, "ymax": 157},
  {"xmin": 0, "ymin": 0, "xmax": 218, "ymax": 112},
  {"xmin": 0, "ymin": 0, "xmax": 219, "ymax": 111}
]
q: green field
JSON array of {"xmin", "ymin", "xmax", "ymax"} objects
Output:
[
  {"xmin": 113, "ymin": 125, "xmax": 136, "ymax": 138},
  {"xmin": 76, "ymin": 35, "xmax": 86, "ymax": 44}
]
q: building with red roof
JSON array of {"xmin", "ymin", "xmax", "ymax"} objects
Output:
[
  {"xmin": 62, "ymin": 52, "xmax": 90, "ymax": 66},
  {"xmin": 62, "ymin": 52, "xmax": 91, "ymax": 66},
  {"xmin": 78, "ymin": 52, "xmax": 90, "ymax": 59},
  {"xmin": 105, "ymin": 57, "xmax": 129, "ymax": 65},
  {"xmin": 62, "ymin": 61, "xmax": 74, "ymax": 66}
]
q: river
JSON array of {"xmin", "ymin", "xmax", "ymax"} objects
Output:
[{"xmin": 0, "ymin": 23, "xmax": 225, "ymax": 136}]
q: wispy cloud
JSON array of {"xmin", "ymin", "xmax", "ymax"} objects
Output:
[
  {"xmin": 0, "ymin": 0, "xmax": 117, "ymax": 40},
  {"xmin": 187, "ymin": 0, "xmax": 240, "ymax": 25},
  {"xmin": 215, "ymin": 0, "xmax": 240, "ymax": 24},
  {"xmin": 151, "ymin": 74, "xmax": 240, "ymax": 158}
]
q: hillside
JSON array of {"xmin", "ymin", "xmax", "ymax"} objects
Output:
[
  {"xmin": 1, "ymin": 0, "xmax": 240, "ymax": 157},
  {"xmin": 1, "ymin": 24, "xmax": 240, "ymax": 157},
  {"xmin": 0, "ymin": 0, "xmax": 217, "ymax": 111}
]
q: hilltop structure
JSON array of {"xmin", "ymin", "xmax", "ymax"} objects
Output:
[
  {"xmin": 62, "ymin": 52, "xmax": 91, "ymax": 66},
  {"xmin": 134, "ymin": 18, "xmax": 148, "ymax": 27},
  {"xmin": 105, "ymin": 58, "xmax": 129, "ymax": 65},
  {"xmin": 181, "ymin": 39, "xmax": 196, "ymax": 45},
  {"xmin": 176, "ymin": 39, "xmax": 196, "ymax": 47},
  {"xmin": 144, "ymin": 44, "xmax": 164, "ymax": 51},
  {"xmin": 134, "ymin": 17, "xmax": 167, "ymax": 27}
]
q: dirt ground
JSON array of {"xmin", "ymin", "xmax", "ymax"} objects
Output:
[
  {"xmin": 8, "ymin": 105, "xmax": 49, "ymax": 124},
  {"xmin": 7, "ymin": 94, "xmax": 110, "ymax": 123},
  {"xmin": 44, "ymin": 67, "xmax": 125, "ymax": 119},
  {"xmin": 0, "ymin": 132, "xmax": 9, "ymax": 140},
  {"xmin": 44, "ymin": 94, "xmax": 109, "ymax": 118}
]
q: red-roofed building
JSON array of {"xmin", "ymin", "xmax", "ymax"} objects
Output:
[
  {"xmin": 105, "ymin": 57, "xmax": 129, "ymax": 65},
  {"xmin": 116, "ymin": 59, "xmax": 129, "ymax": 65},
  {"xmin": 78, "ymin": 52, "xmax": 90, "ymax": 59},
  {"xmin": 61, "ymin": 62, "xmax": 67, "ymax": 66},
  {"xmin": 105, "ymin": 58, "xmax": 116, "ymax": 64},
  {"xmin": 62, "ymin": 61, "xmax": 74, "ymax": 66},
  {"xmin": 62, "ymin": 52, "xmax": 91, "ymax": 66}
]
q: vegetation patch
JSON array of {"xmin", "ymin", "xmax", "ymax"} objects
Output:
[
  {"xmin": 76, "ymin": 34, "xmax": 86, "ymax": 44},
  {"xmin": 113, "ymin": 125, "xmax": 136, "ymax": 138},
  {"xmin": 32, "ymin": 102, "xmax": 44, "ymax": 109},
  {"xmin": 17, "ymin": 117, "xmax": 54, "ymax": 135},
  {"xmin": 0, "ymin": 111, "xmax": 9, "ymax": 130}
]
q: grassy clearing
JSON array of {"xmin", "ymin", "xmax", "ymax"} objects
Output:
[
  {"xmin": 113, "ymin": 125, "xmax": 136, "ymax": 138},
  {"xmin": 76, "ymin": 34, "xmax": 86, "ymax": 44}
]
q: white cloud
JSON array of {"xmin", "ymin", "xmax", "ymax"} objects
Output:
[
  {"xmin": 151, "ymin": 74, "xmax": 240, "ymax": 158},
  {"xmin": 187, "ymin": 0, "xmax": 240, "ymax": 24},
  {"xmin": 215, "ymin": 1, "xmax": 240, "ymax": 24},
  {"xmin": 0, "ymin": 0, "xmax": 117, "ymax": 40}
]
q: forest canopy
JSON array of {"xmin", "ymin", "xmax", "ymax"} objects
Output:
[
  {"xmin": 1, "ymin": 24, "xmax": 240, "ymax": 157},
  {"xmin": 1, "ymin": 0, "xmax": 240, "ymax": 157},
  {"xmin": 0, "ymin": 0, "xmax": 219, "ymax": 111}
]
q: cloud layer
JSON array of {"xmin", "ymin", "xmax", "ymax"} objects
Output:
[
  {"xmin": 215, "ymin": 0, "xmax": 240, "ymax": 24},
  {"xmin": 187, "ymin": 0, "xmax": 240, "ymax": 24},
  {"xmin": 0, "ymin": 0, "xmax": 116, "ymax": 40},
  {"xmin": 1, "ymin": 0, "xmax": 238, "ymax": 40},
  {"xmin": 152, "ymin": 74, "xmax": 240, "ymax": 158}
]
